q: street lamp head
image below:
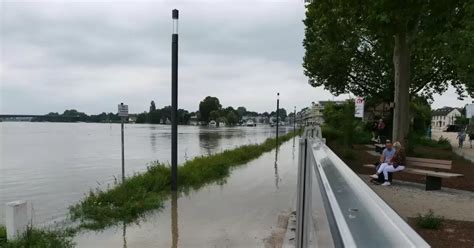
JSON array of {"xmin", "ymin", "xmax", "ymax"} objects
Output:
[{"xmin": 172, "ymin": 9, "xmax": 179, "ymax": 34}]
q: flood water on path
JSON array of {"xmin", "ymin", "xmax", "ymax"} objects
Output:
[
  {"xmin": 0, "ymin": 122, "xmax": 291, "ymax": 225},
  {"xmin": 74, "ymin": 138, "xmax": 298, "ymax": 247}
]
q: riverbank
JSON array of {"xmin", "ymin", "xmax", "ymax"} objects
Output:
[{"xmin": 69, "ymin": 131, "xmax": 300, "ymax": 230}]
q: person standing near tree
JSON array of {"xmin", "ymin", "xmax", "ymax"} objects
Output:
[{"xmin": 377, "ymin": 119, "xmax": 386, "ymax": 142}]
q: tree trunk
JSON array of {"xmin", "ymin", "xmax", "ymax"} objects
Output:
[{"xmin": 392, "ymin": 31, "xmax": 410, "ymax": 146}]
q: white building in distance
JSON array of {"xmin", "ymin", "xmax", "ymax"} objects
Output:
[{"xmin": 431, "ymin": 107, "xmax": 462, "ymax": 130}]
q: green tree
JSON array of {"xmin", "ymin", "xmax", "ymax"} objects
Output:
[
  {"xmin": 279, "ymin": 108, "xmax": 288, "ymax": 121},
  {"xmin": 136, "ymin": 112, "xmax": 148, "ymax": 123},
  {"xmin": 455, "ymin": 116, "xmax": 469, "ymax": 125},
  {"xmin": 237, "ymin": 107, "xmax": 247, "ymax": 118},
  {"xmin": 199, "ymin": 96, "xmax": 222, "ymax": 122},
  {"xmin": 410, "ymin": 97, "xmax": 432, "ymax": 135},
  {"xmin": 303, "ymin": 0, "xmax": 473, "ymax": 144},
  {"xmin": 150, "ymin": 101, "xmax": 156, "ymax": 113},
  {"xmin": 226, "ymin": 111, "xmax": 239, "ymax": 125},
  {"xmin": 209, "ymin": 110, "xmax": 220, "ymax": 122},
  {"xmin": 149, "ymin": 111, "xmax": 161, "ymax": 124}
]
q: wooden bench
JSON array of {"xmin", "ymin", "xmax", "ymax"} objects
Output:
[
  {"xmin": 364, "ymin": 157, "xmax": 464, "ymax": 190},
  {"xmin": 370, "ymin": 138, "xmax": 385, "ymax": 153},
  {"xmin": 374, "ymin": 144, "xmax": 385, "ymax": 154}
]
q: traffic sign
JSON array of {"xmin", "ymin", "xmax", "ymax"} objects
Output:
[
  {"xmin": 355, "ymin": 97, "xmax": 364, "ymax": 118},
  {"xmin": 118, "ymin": 103, "xmax": 129, "ymax": 117}
]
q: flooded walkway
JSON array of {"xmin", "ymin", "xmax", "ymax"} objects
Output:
[{"xmin": 74, "ymin": 138, "xmax": 299, "ymax": 247}]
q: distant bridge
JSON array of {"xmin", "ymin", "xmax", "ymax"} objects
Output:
[
  {"xmin": 0, "ymin": 114, "xmax": 81, "ymax": 121},
  {"xmin": 0, "ymin": 114, "xmax": 47, "ymax": 118}
]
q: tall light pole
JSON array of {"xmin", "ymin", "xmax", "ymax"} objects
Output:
[
  {"xmin": 293, "ymin": 106, "xmax": 296, "ymax": 133},
  {"xmin": 171, "ymin": 9, "xmax": 179, "ymax": 191},
  {"xmin": 276, "ymin": 93, "xmax": 280, "ymax": 146}
]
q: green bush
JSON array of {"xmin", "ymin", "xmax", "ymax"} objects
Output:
[
  {"xmin": 321, "ymin": 126, "xmax": 341, "ymax": 140},
  {"xmin": 409, "ymin": 133, "xmax": 451, "ymax": 150},
  {"xmin": 0, "ymin": 225, "xmax": 6, "ymax": 244},
  {"xmin": 416, "ymin": 210, "xmax": 444, "ymax": 229},
  {"xmin": 341, "ymin": 148, "xmax": 355, "ymax": 160},
  {"xmin": 0, "ymin": 225, "xmax": 74, "ymax": 248}
]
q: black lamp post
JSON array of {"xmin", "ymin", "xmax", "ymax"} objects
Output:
[
  {"xmin": 293, "ymin": 106, "xmax": 296, "ymax": 133},
  {"xmin": 276, "ymin": 93, "xmax": 280, "ymax": 146},
  {"xmin": 171, "ymin": 9, "xmax": 179, "ymax": 191}
]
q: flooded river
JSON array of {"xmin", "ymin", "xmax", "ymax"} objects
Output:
[
  {"xmin": 74, "ymin": 138, "xmax": 298, "ymax": 247},
  {"xmin": 0, "ymin": 122, "xmax": 291, "ymax": 225}
]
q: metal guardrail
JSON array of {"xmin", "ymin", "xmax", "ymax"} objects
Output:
[{"xmin": 296, "ymin": 126, "xmax": 430, "ymax": 248}]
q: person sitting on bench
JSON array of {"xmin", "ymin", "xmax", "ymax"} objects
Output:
[
  {"xmin": 379, "ymin": 140, "xmax": 395, "ymax": 163},
  {"xmin": 370, "ymin": 141, "xmax": 406, "ymax": 186}
]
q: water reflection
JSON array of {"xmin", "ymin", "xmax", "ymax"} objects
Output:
[
  {"xmin": 171, "ymin": 191, "xmax": 179, "ymax": 248},
  {"xmin": 199, "ymin": 132, "xmax": 221, "ymax": 156},
  {"xmin": 149, "ymin": 125, "xmax": 158, "ymax": 153},
  {"xmin": 274, "ymin": 147, "xmax": 280, "ymax": 189},
  {"xmin": 122, "ymin": 221, "xmax": 127, "ymax": 248},
  {"xmin": 292, "ymin": 137, "xmax": 296, "ymax": 160}
]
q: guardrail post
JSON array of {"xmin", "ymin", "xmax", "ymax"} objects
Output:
[
  {"xmin": 6, "ymin": 200, "xmax": 28, "ymax": 240},
  {"xmin": 296, "ymin": 138, "xmax": 310, "ymax": 248}
]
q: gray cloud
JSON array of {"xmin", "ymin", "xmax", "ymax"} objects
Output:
[{"xmin": 0, "ymin": 0, "xmax": 467, "ymax": 115}]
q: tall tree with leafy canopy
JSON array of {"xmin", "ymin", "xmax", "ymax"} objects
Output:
[
  {"xmin": 199, "ymin": 96, "xmax": 222, "ymax": 123},
  {"xmin": 303, "ymin": 0, "xmax": 473, "ymax": 144}
]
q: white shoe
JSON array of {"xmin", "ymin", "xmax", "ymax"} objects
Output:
[
  {"xmin": 381, "ymin": 181, "xmax": 391, "ymax": 186},
  {"xmin": 370, "ymin": 174, "xmax": 378, "ymax": 179}
]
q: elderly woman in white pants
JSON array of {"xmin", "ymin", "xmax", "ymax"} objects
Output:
[{"xmin": 370, "ymin": 142, "xmax": 406, "ymax": 186}]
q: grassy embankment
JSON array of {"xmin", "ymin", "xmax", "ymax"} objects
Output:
[
  {"xmin": 0, "ymin": 224, "xmax": 75, "ymax": 248},
  {"xmin": 69, "ymin": 131, "xmax": 300, "ymax": 230}
]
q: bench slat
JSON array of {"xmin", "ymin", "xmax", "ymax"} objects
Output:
[
  {"xmin": 406, "ymin": 161, "xmax": 452, "ymax": 170},
  {"xmin": 363, "ymin": 164, "xmax": 463, "ymax": 178},
  {"xmin": 404, "ymin": 168, "xmax": 463, "ymax": 178},
  {"xmin": 406, "ymin": 157, "xmax": 452, "ymax": 165}
]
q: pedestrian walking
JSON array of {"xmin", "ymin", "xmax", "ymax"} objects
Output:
[
  {"xmin": 469, "ymin": 129, "xmax": 474, "ymax": 149},
  {"xmin": 457, "ymin": 129, "xmax": 466, "ymax": 148}
]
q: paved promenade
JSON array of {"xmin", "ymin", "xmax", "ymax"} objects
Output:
[{"xmin": 432, "ymin": 130, "xmax": 474, "ymax": 162}]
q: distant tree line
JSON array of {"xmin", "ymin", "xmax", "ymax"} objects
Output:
[
  {"xmin": 31, "ymin": 109, "xmax": 122, "ymax": 123},
  {"xmin": 31, "ymin": 96, "xmax": 287, "ymax": 125},
  {"xmin": 135, "ymin": 101, "xmax": 191, "ymax": 124},
  {"xmin": 198, "ymin": 96, "xmax": 288, "ymax": 125}
]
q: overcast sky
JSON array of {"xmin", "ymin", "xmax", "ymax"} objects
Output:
[{"xmin": 0, "ymin": 0, "xmax": 471, "ymax": 115}]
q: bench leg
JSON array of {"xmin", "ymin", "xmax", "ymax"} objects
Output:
[{"xmin": 425, "ymin": 176, "xmax": 442, "ymax": 191}]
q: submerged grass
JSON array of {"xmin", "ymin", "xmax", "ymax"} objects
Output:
[
  {"xmin": 69, "ymin": 131, "xmax": 300, "ymax": 230},
  {"xmin": 0, "ymin": 224, "xmax": 75, "ymax": 248}
]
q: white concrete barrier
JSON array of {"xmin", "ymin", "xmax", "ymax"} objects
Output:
[{"xmin": 6, "ymin": 200, "xmax": 28, "ymax": 240}]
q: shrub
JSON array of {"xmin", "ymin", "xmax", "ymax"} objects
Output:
[
  {"xmin": 416, "ymin": 210, "xmax": 444, "ymax": 229},
  {"xmin": 0, "ymin": 225, "xmax": 74, "ymax": 248},
  {"xmin": 0, "ymin": 225, "xmax": 6, "ymax": 244},
  {"xmin": 407, "ymin": 133, "xmax": 452, "ymax": 154},
  {"xmin": 341, "ymin": 148, "xmax": 355, "ymax": 160},
  {"xmin": 437, "ymin": 137, "xmax": 451, "ymax": 148},
  {"xmin": 321, "ymin": 126, "xmax": 341, "ymax": 140}
]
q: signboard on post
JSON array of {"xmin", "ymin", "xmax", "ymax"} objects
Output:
[
  {"xmin": 118, "ymin": 104, "xmax": 129, "ymax": 117},
  {"xmin": 355, "ymin": 97, "xmax": 364, "ymax": 118},
  {"xmin": 466, "ymin": 103, "xmax": 474, "ymax": 119}
]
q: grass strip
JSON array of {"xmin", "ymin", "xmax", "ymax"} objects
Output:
[
  {"xmin": 0, "ymin": 225, "xmax": 75, "ymax": 248},
  {"xmin": 69, "ymin": 131, "xmax": 300, "ymax": 230}
]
